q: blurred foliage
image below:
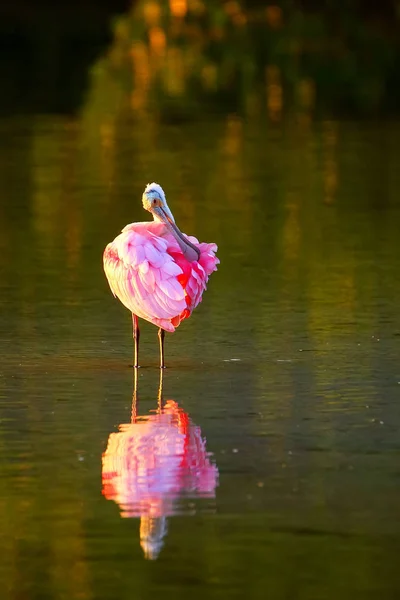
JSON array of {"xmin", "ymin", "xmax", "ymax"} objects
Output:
[{"xmin": 90, "ymin": 0, "xmax": 400, "ymax": 118}]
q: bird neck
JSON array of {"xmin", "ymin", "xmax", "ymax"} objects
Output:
[{"xmin": 160, "ymin": 217, "xmax": 200, "ymax": 262}]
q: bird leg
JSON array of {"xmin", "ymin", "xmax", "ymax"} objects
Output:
[
  {"xmin": 132, "ymin": 314, "xmax": 140, "ymax": 368},
  {"xmin": 158, "ymin": 328, "xmax": 165, "ymax": 369}
]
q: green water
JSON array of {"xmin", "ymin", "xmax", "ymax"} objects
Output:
[{"xmin": 1, "ymin": 113, "xmax": 400, "ymax": 599}]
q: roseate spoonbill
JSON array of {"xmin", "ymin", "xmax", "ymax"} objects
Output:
[
  {"xmin": 102, "ymin": 370, "xmax": 218, "ymax": 560},
  {"xmin": 103, "ymin": 183, "xmax": 219, "ymax": 368}
]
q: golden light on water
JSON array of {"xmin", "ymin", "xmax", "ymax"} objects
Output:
[
  {"xmin": 266, "ymin": 65, "xmax": 282, "ymax": 121},
  {"xmin": 143, "ymin": 0, "xmax": 162, "ymax": 25},
  {"xmin": 164, "ymin": 48, "xmax": 186, "ymax": 96},
  {"xmin": 130, "ymin": 41, "xmax": 151, "ymax": 109},
  {"xmin": 149, "ymin": 26, "xmax": 167, "ymax": 55},
  {"xmin": 323, "ymin": 120, "xmax": 338, "ymax": 205}
]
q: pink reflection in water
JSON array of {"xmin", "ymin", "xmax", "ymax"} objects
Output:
[{"xmin": 102, "ymin": 376, "xmax": 218, "ymax": 559}]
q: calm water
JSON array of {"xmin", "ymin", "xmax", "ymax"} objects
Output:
[{"xmin": 1, "ymin": 111, "xmax": 400, "ymax": 599}]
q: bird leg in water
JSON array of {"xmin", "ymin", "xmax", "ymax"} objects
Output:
[
  {"xmin": 132, "ymin": 314, "xmax": 140, "ymax": 368},
  {"xmin": 158, "ymin": 328, "xmax": 165, "ymax": 369}
]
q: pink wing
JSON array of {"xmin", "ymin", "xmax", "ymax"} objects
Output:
[{"xmin": 103, "ymin": 221, "xmax": 219, "ymax": 332}]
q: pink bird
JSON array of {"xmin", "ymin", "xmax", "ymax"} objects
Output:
[{"xmin": 103, "ymin": 183, "xmax": 219, "ymax": 367}]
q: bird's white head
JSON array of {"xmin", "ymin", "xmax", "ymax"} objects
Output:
[
  {"xmin": 142, "ymin": 182, "xmax": 175, "ymax": 223},
  {"xmin": 141, "ymin": 182, "xmax": 200, "ymax": 262}
]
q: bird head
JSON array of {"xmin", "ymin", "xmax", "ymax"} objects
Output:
[{"xmin": 142, "ymin": 183, "xmax": 175, "ymax": 223}]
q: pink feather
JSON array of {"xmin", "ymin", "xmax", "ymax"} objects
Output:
[{"xmin": 104, "ymin": 221, "xmax": 219, "ymax": 333}]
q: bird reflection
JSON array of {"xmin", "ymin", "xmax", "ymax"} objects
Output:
[{"xmin": 102, "ymin": 370, "xmax": 219, "ymax": 560}]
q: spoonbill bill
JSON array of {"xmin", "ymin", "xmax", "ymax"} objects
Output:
[{"xmin": 103, "ymin": 183, "xmax": 219, "ymax": 367}]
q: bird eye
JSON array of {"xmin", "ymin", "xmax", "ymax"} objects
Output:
[{"xmin": 152, "ymin": 198, "xmax": 157, "ymax": 205}]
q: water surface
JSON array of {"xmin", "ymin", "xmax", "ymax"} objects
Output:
[{"xmin": 1, "ymin": 113, "xmax": 400, "ymax": 599}]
